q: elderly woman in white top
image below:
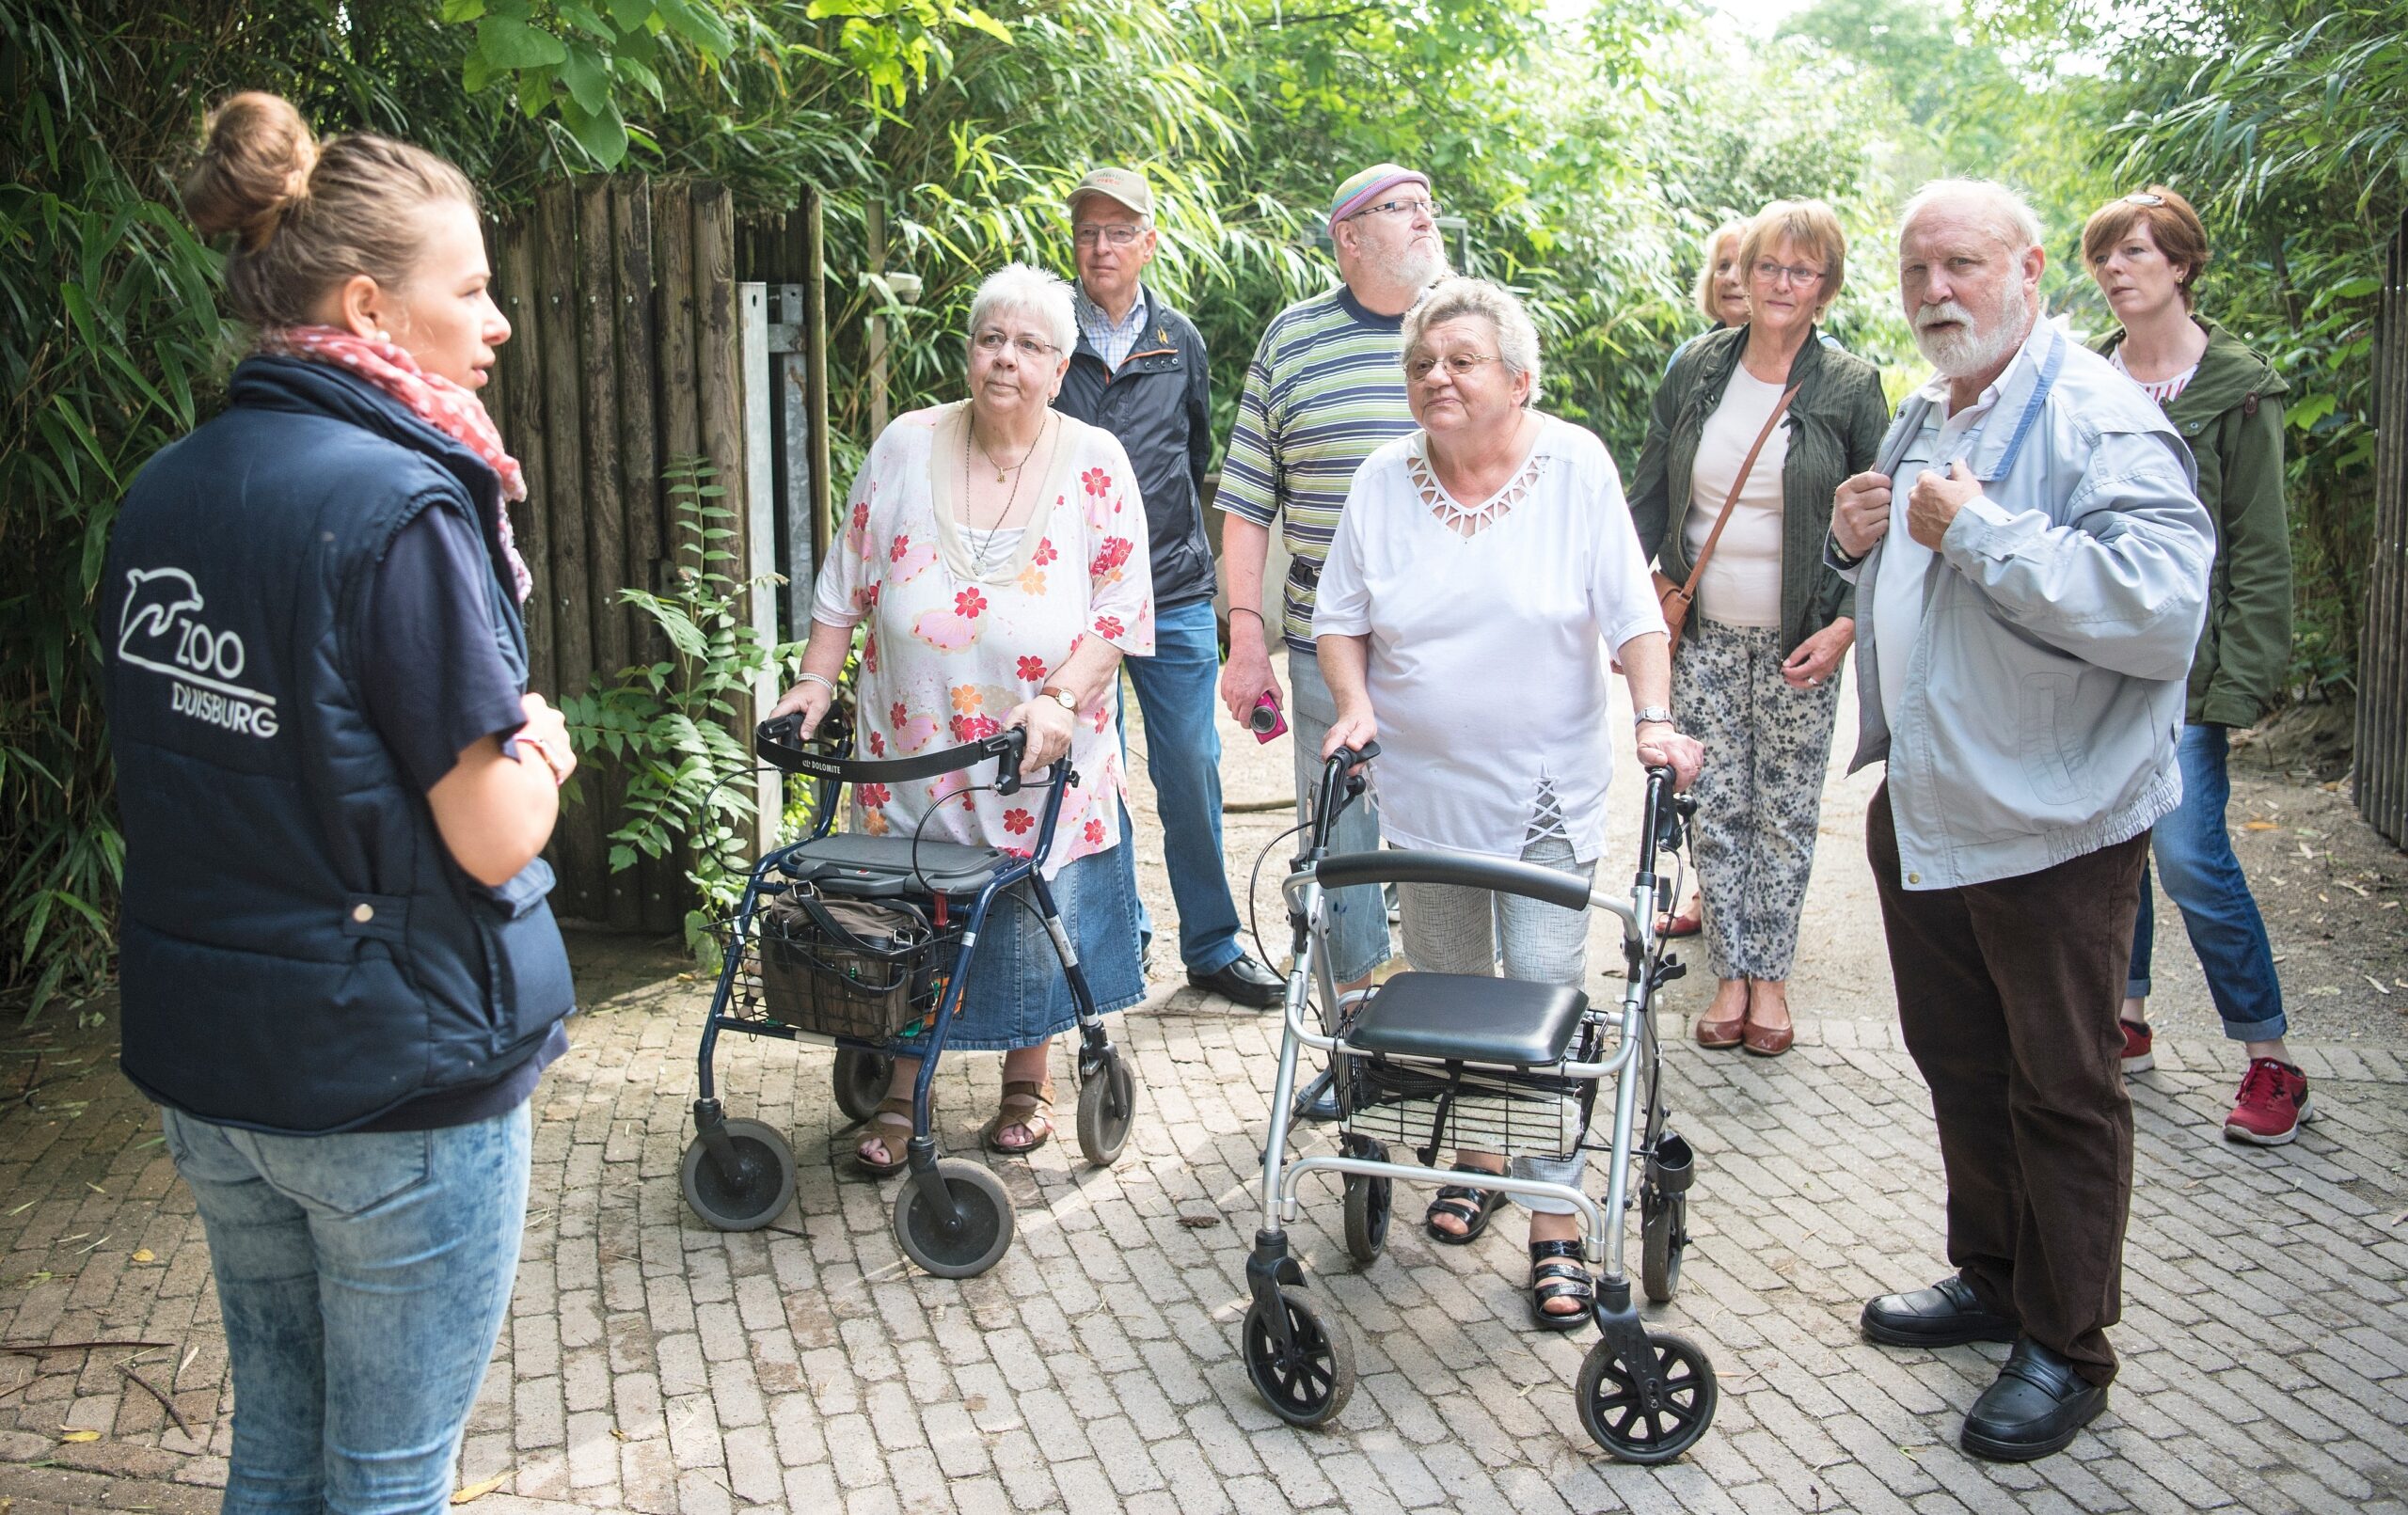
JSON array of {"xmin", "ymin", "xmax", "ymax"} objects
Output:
[{"xmin": 1315, "ymin": 277, "xmax": 1703, "ymax": 1329}]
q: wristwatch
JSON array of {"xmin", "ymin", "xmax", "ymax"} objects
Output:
[
  {"xmin": 1039, "ymin": 684, "xmax": 1078, "ymax": 715},
  {"xmin": 1632, "ymin": 705, "xmax": 1675, "ymax": 729}
]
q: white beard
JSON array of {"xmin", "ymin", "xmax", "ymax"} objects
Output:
[
  {"xmin": 1914, "ymin": 281, "xmax": 2031, "ymax": 378},
  {"xmin": 1371, "ymin": 236, "xmax": 1450, "ymax": 292}
]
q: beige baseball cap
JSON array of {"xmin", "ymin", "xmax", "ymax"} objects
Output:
[{"xmin": 1068, "ymin": 166, "xmax": 1153, "ymax": 219}]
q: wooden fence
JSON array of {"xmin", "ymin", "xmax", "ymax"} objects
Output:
[
  {"xmin": 483, "ymin": 178, "xmax": 749, "ymax": 934},
  {"xmin": 2361, "ymin": 207, "xmax": 2408, "ymax": 850}
]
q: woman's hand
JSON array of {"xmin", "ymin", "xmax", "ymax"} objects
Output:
[
  {"xmin": 1780, "ymin": 617, "xmax": 1854, "ymax": 689},
  {"xmin": 517, "ymin": 692, "xmax": 577, "ymax": 786},
  {"xmin": 1320, "ymin": 705, "xmax": 1378, "ymax": 766},
  {"xmin": 1006, "ymin": 696, "xmax": 1078, "ymax": 776},
  {"xmin": 767, "ymin": 675, "xmax": 835, "ymax": 738},
  {"xmin": 1636, "ymin": 719, "xmax": 1705, "ymax": 792}
]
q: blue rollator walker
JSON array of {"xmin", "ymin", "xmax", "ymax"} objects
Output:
[
  {"xmin": 1241, "ymin": 744, "xmax": 1716, "ymax": 1463},
  {"xmin": 678, "ymin": 715, "xmax": 1139, "ymax": 1277}
]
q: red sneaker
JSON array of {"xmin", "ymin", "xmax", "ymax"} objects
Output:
[
  {"xmin": 2117, "ymin": 1019, "xmax": 2154, "ymax": 1074},
  {"xmin": 2224, "ymin": 1058, "xmax": 2313, "ymax": 1145}
]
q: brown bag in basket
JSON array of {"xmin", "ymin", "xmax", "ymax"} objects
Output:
[{"xmin": 1653, "ymin": 381, "xmax": 1801, "ymax": 660}]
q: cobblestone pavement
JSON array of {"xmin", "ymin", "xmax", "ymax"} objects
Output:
[{"xmin": 4, "ymin": 655, "xmax": 2405, "ymax": 1513}]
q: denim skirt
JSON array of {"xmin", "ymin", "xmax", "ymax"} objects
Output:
[{"xmin": 904, "ymin": 844, "xmax": 1145, "ymax": 1052}]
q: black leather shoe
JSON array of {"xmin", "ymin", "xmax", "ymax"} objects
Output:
[
  {"xmin": 1189, "ymin": 954, "xmax": 1284, "ymax": 1009},
  {"xmin": 1291, "ymin": 1068, "xmax": 1340, "ymax": 1124},
  {"xmin": 1861, "ymin": 1276, "xmax": 2020, "ymax": 1347},
  {"xmin": 1961, "ymin": 1339, "xmax": 2107, "ymax": 1461}
]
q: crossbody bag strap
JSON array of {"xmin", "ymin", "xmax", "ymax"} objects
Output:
[{"xmin": 1680, "ymin": 382, "xmax": 1803, "ymax": 599}]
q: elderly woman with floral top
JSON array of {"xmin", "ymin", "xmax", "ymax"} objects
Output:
[{"xmin": 769, "ymin": 262, "xmax": 1153, "ymax": 1171}]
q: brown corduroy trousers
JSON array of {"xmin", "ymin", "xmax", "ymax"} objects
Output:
[{"xmin": 1867, "ymin": 783, "xmax": 2147, "ymax": 1386}]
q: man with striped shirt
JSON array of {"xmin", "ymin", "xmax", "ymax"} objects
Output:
[{"xmin": 1218, "ymin": 163, "xmax": 1447, "ymax": 1113}]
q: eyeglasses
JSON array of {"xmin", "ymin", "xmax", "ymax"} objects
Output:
[
  {"xmin": 2122, "ymin": 191, "xmax": 2166, "ymax": 207},
  {"xmin": 1348, "ymin": 196, "xmax": 1441, "ymax": 222},
  {"xmin": 1073, "ymin": 223, "xmax": 1148, "ymax": 247},
  {"xmin": 1404, "ymin": 351, "xmax": 1501, "ymax": 383},
  {"xmin": 1751, "ymin": 259, "xmax": 1827, "ymax": 288},
  {"xmin": 974, "ymin": 330, "xmax": 1060, "ymax": 358}
]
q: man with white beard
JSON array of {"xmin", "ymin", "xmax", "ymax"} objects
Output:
[
  {"xmin": 1218, "ymin": 164, "xmax": 1447, "ymax": 1121},
  {"xmin": 1827, "ymin": 180, "xmax": 2211, "ymax": 1462}
]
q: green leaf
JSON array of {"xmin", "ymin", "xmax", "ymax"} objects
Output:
[
  {"xmin": 558, "ymin": 97, "xmax": 631, "ymax": 167},
  {"xmin": 476, "ymin": 16, "xmax": 568, "ymax": 70},
  {"xmin": 561, "ymin": 42, "xmax": 612, "ymax": 114},
  {"xmin": 439, "ymin": 0, "xmax": 487, "ymax": 19}
]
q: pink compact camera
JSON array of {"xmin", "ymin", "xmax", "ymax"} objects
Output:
[{"xmin": 1249, "ymin": 690, "xmax": 1288, "ymax": 744}]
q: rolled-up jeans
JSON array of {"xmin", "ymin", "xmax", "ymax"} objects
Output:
[
  {"xmin": 1396, "ymin": 833, "xmax": 1597, "ymax": 1214},
  {"xmin": 1287, "ymin": 648, "xmax": 1391, "ymax": 989},
  {"xmin": 2126, "ymin": 722, "xmax": 2287, "ymax": 1041},
  {"xmin": 163, "ymin": 1102, "xmax": 531, "ymax": 1515}
]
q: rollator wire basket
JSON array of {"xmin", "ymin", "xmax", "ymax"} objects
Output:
[
  {"xmin": 714, "ymin": 887, "xmax": 962, "ymax": 1044},
  {"xmin": 1338, "ymin": 1053, "xmax": 1595, "ymax": 1161}
]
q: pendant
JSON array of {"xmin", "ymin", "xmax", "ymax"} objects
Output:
[{"xmin": 995, "ymin": 467, "xmax": 1007, "ymax": 482}]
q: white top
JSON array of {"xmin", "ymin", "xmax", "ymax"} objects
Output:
[
  {"xmin": 1312, "ymin": 416, "xmax": 1666, "ymax": 862},
  {"xmin": 1684, "ymin": 367, "xmax": 1791, "ymax": 628},
  {"xmin": 1873, "ymin": 364, "xmax": 2016, "ymax": 741},
  {"xmin": 812, "ymin": 402, "xmax": 1155, "ymax": 878},
  {"xmin": 2110, "ymin": 346, "xmax": 2196, "ymax": 406}
]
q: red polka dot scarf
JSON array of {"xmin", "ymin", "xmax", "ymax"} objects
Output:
[{"xmin": 260, "ymin": 324, "xmax": 533, "ymax": 603}]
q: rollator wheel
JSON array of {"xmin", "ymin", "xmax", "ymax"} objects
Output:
[
  {"xmin": 832, "ymin": 1048, "xmax": 895, "ymax": 1125},
  {"xmin": 1074, "ymin": 1050, "xmax": 1138, "ymax": 1168},
  {"xmin": 1243, "ymin": 1287, "xmax": 1355, "ymax": 1428},
  {"xmin": 1340, "ymin": 1137, "xmax": 1390, "ymax": 1265},
  {"xmin": 1640, "ymin": 1190, "xmax": 1686, "ymax": 1303},
  {"xmin": 892, "ymin": 1158, "xmax": 1016, "ymax": 1278},
  {"xmin": 1576, "ymin": 1330, "xmax": 1717, "ymax": 1464},
  {"xmin": 679, "ymin": 1119, "xmax": 797, "ymax": 1233}
]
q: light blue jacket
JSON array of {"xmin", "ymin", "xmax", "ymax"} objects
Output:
[{"xmin": 1835, "ymin": 322, "xmax": 2213, "ymax": 890}]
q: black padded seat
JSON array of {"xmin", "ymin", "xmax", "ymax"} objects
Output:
[
  {"xmin": 777, "ymin": 832, "xmax": 1006, "ymax": 897},
  {"xmin": 1346, "ymin": 971, "xmax": 1589, "ymax": 1069}
]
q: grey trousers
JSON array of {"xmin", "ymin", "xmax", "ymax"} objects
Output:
[
  {"xmin": 1671, "ymin": 617, "xmax": 1843, "ymax": 982},
  {"xmin": 1396, "ymin": 833, "xmax": 1594, "ymax": 1214}
]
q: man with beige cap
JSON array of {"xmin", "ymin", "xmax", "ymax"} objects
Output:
[
  {"xmin": 1217, "ymin": 162, "xmax": 1449, "ymax": 1117},
  {"xmin": 1053, "ymin": 167, "xmax": 1284, "ymax": 1008}
]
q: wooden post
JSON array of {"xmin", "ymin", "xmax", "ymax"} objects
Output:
[
  {"xmin": 494, "ymin": 213, "xmax": 555, "ymax": 700},
  {"xmin": 866, "ymin": 197, "xmax": 888, "ymax": 435},
  {"xmin": 804, "ymin": 183, "xmax": 833, "ymax": 569},
  {"xmin": 534, "ymin": 182, "xmax": 604, "ymax": 923},
  {"xmin": 2359, "ymin": 207, "xmax": 2408, "ymax": 846}
]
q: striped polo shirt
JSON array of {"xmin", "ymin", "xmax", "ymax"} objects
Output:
[{"xmin": 1218, "ymin": 286, "xmax": 1414, "ymax": 652}]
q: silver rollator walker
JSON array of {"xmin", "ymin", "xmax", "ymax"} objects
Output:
[
  {"xmin": 677, "ymin": 716, "xmax": 1137, "ymax": 1277},
  {"xmin": 1239, "ymin": 744, "xmax": 1717, "ymax": 1463}
]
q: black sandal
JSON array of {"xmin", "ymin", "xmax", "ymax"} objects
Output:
[
  {"xmin": 1528, "ymin": 1239, "xmax": 1593, "ymax": 1332},
  {"xmin": 1423, "ymin": 1164, "xmax": 1505, "ymax": 1245}
]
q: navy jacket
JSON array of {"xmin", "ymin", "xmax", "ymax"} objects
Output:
[
  {"xmin": 102, "ymin": 356, "xmax": 575, "ymax": 1134},
  {"xmin": 1054, "ymin": 286, "xmax": 1216, "ymax": 609}
]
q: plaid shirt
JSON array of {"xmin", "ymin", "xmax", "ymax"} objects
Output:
[{"xmin": 1074, "ymin": 284, "xmax": 1151, "ymax": 373}]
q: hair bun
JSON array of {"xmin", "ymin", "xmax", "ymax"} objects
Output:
[{"xmin": 183, "ymin": 92, "xmax": 318, "ymax": 250}]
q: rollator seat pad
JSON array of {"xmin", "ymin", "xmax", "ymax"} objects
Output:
[
  {"xmin": 776, "ymin": 832, "xmax": 1006, "ymax": 897},
  {"xmin": 1348, "ymin": 971, "xmax": 1589, "ymax": 1068}
]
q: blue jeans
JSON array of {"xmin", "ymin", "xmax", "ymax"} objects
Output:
[
  {"xmin": 164, "ymin": 1103, "xmax": 532, "ymax": 1515},
  {"xmin": 2127, "ymin": 723, "xmax": 2287, "ymax": 1041},
  {"xmin": 1117, "ymin": 598, "xmax": 1245, "ymax": 973},
  {"xmin": 1287, "ymin": 647, "xmax": 1390, "ymax": 986}
]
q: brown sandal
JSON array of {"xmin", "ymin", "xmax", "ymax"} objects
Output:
[
  {"xmin": 983, "ymin": 1079, "xmax": 1054, "ymax": 1155},
  {"xmin": 855, "ymin": 1097, "xmax": 913, "ymax": 1176}
]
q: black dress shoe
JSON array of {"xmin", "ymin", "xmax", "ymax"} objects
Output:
[
  {"xmin": 1189, "ymin": 954, "xmax": 1284, "ymax": 1009},
  {"xmin": 1961, "ymin": 1338, "xmax": 2107, "ymax": 1461},
  {"xmin": 1861, "ymin": 1275, "xmax": 2020, "ymax": 1347},
  {"xmin": 1291, "ymin": 1068, "xmax": 1340, "ymax": 1123}
]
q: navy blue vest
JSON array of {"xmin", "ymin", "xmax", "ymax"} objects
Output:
[{"xmin": 103, "ymin": 356, "xmax": 576, "ymax": 1134}]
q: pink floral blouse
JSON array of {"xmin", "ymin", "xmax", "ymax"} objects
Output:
[{"xmin": 811, "ymin": 402, "xmax": 1154, "ymax": 877}]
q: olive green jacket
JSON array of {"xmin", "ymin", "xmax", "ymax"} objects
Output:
[
  {"xmin": 2090, "ymin": 319, "xmax": 2292, "ymax": 728},
  {"xmin": 1628, "ymin": 325, "xmax": 1890, "ymax": 655}
]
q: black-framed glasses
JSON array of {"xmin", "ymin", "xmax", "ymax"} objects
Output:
[
  {"xmin": 1751, "ymin": 259, "xmax": 1827, "ymax": 288},
  {"xmin": 1348, "ymin": 196, "xmax": 1441, "ymax": 222},
  {"xmin": 973, "ymin": 330, "xmax": 1059, "ymax": 358},
  {"xmin": 1072, "ymin": 223, "xmax": 1147, "ymax": 247},
  {"xmin": 1404, "ymin": 351, "xmax": 1500, "ymax": 383}
]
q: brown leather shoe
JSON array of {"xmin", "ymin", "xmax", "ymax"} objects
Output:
[
  {"xmin": 1741, "ymin": 1016, "xmax": 1794, "ymax": 1056},
  {"xmin": 1694, "ymin": 1012, "xmax": 1746, "ymax": 1049}
]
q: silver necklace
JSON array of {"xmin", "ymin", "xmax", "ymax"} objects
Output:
[{"xmin": 963, "ymin": 413, "xmax": 1047, "ymax": 575}]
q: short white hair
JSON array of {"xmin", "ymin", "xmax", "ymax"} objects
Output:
[
  {"xmin": 1899, "ymin": 178, "xmax": 2045, "ymax": 255},
  {"xmin": 965, "ymin": 262, "xmax": 1076, "ymax": 356},
  {"xmin": 1401, "ymin": 276, "xmax": 1543, "ymax": 397}
]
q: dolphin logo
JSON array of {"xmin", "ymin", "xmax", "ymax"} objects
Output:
[{"xmin": 117, "ymin": 565, "xmax": 277, "ymax": 709}]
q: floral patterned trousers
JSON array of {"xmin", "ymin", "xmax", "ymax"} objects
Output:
[{"xmin": 1671, "ymin": 617, "xmax": 1844, "ymax": 983}]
